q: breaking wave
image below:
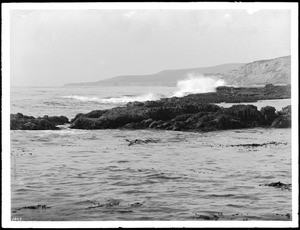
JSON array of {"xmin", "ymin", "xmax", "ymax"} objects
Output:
[
  {"xmin": 173, "ymin": 74, "xmax": 226, "ymax": 97},
  {"xmin": 63, "ymin": 93, "xmax": 160, "ymax": 104}
]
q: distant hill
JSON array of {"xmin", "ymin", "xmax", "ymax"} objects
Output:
[
  {"xmin": 64, "ymin": 56, "xmax": 291, "ymax": 87},
  {"xmin": 64, "ymin": 63, "xmax": 243, "ymax": 87}
]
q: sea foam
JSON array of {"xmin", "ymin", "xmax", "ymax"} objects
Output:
[
  {"xmin": 63, "ymin": 93, "xmax": 159, "ymax": 104},
  {"xmin": 173, "ymin": 74, "xmax": 226, "ymax": 97}
]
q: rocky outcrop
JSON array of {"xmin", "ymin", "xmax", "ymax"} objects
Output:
[
  {"xmin": 11, "ymin": 87, "xmax": 291, "ymax": 131},
  {"xmin": 10, "ymin": 113, "xmax": 69, "ymax": 130},
  {"xmin": 69, "ymin": 97, "xmax": 291, "ymax": 131},
  {"xmin": 39, "ymin": 115, "xmax": 69, "ymax": 125},
  {"xmin": 271, "ymin": 116, "xmax": 291, "ymax": 128},
  {"xmin": 277, "ymin": 105, "xmax": 291, "ymax": 116},
  {"xmin": 70, "ymin": 102, "xmax": 222, "ymax": 130},
  {"xmin": 261, "ymin": 106, "xmax": 278, "ymax": 125},
  {"xmin": 11, "ymin": 104, "xmax": 291, "ymax": 131},
  {"xmin": 271, "ymin": 105, "xmax": 291, "ymax": 128}
]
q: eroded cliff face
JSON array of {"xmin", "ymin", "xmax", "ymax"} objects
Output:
[{"xmin": 221, "ymin": 56, "xmax": 291, "ymax": 86}]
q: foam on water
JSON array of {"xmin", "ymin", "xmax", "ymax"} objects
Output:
[{"xmin": 63, "ymin": 93, "xmax": 160, "ymax": 104}]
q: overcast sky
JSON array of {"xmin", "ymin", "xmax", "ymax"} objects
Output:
[{"xmin": 10, "ymin": 9, "xmax": 291, "ymax": 86}]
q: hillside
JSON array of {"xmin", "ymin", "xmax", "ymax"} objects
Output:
[
  {"xmin": 64, "ymin": 56, "xmax": 291, "ymax": 87},
  {"xmin": 220, "ymin": 56, "xmax": 291, "ymax": 86}
]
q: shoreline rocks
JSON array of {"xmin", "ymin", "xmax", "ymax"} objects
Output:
[
  {"xmin": 69, "ymin": 102, "xmax": 291, "ymax": 132},
  {"xmin": 10, "ymin": 85, "xmax": 291, "ymax": 131},
  {"xmin": 10, "ymin": 113, "xmax": 69, "ymax": 130},
  {"xmin": 271, "ymin": 105, "xmax": 291, "ymax": 128},
  {"xmin": 10, "ymin": 104, "xmax": 291, "ymax": 131}
]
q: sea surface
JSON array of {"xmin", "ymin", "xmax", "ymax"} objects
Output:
[{"xmin": 10, "ymin": 86, "xmax": 292, "ymax": 221}]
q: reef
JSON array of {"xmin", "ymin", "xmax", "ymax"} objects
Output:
[
  {"xmin": 10, "ymin": 113, "xmax": 69, "ymax": 130},
  {"xmin": 10, "ymin": 85, "xmax": 291, "ymax": 131},
  {"xmin": 69, "ymin": 101, "xmax": 291, "ymax": 132}
]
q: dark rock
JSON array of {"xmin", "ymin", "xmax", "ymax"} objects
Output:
[
  {"xmin": 70, "ymin": 110, "xmax": 108, "ymax": 123},
  {"xmin": 10, "ymin": 113, "xmax": 35, "ymax": 120},
  {"xmin": 17, "ymin": 205, "xmax": 51, "ymax": 210},
  {"xmin": 142, "ymin": 118, "xmax": 154, "ymax": 126},
  {"xmin": 85, "ymin": 110, "xmax": 108, "ymax": 119},
  {"xmin": 271, "ymin": 105, "xmax": 291, "ymax": 128},
  {"xmin": 260, "ymin": 106, "xmax": 277, "ymax": 125},
  {"xmin": 173, "ymin": 114, "xmax": 193, "ymax": 122},
  {"xmin": 219, "ymin": 105, "xmax": 264, "ymax": 127},
  {"xmin": 126, "ymin": 138, "xmax": 161, "ymax": 146},
  {"xmin": 69, "ymin": 103, "xmax": 291, "ymax": 131},
  {"xmin": 143, "ymin": 100, "xmax": 164, "ymax": 108},
  {"xmin": 127, "ymin": 101, "xmax": 144, "ymax": 107},
  {"xmin": 186, "ymin": 112, "xmax": 207, "ymax": 124},
  {"xmin": 193, "ymin": 212, "xmax": 223, "ymax": 220},
  {"xmin": 195, "ymin": 114, "xmax": 246, "ymax": 131},
  {"xmin": 261, "ymin": 106, "xmax": 276, "ymax": 116},
  {"xmin": 86, "ymin": 199, "xmax": 120, "ymax": 210},
  {"xmin": 149, "ymin": 120, "xmax": 163, "ymax": 129},
  {"xmin": 70, "ymin": 113, "xmax": 85, "ymax": 123},
  {"xmin": 123, "ymin": 123, "xmax": 137, "ymax": 129},
  {"xmin": 130, "ymin": 202, "xmax": 144, "ymax": 207},
  {"xmin": 70, "ymin": 101, "xmax": 221, "ymax": 130},
  {"xmin": 123, "ymin": 121, "xmax": 147, "ymax": 129},
  {"xmin": 260, "ymin": 181, "xmax": 291, "ymax": 191},
  {"xmin": 277, "ymin": 105, "xmax": 291, "ymax": 116},
  {"xmin": 172, "ymin": 121, "xmax": 185, "ymax": 131},
  {"xmin": 271, "ymin": 116, "xmax": 291, "ymax": 128},
  {"xmin": 10, "ymin": 113, "xmax": 62, "ymax": 130},
  {"xmin": 41, "ymin": 115, "xmax": 69, "ymax": 125},
  {"xmin": 70, "ymin": 117, "xmax": 106, "ymax": 129}
]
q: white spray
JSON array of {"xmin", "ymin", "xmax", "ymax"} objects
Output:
[{"xmin": 173, "ymin": 74, "xmax": 226, "ymax": 97}]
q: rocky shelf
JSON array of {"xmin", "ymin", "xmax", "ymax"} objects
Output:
[{"xmin": 10, "ymin": 85, "xmax": 291, "ymax": 131}]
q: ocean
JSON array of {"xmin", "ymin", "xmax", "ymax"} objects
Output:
[{"xmin": 10, "ymin": 86, "xmax": 292, "ymax": 221}]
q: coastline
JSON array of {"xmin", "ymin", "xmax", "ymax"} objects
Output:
[{"xmin": 10, "ymin": 85, "xmax": 291, "ymax": 132}]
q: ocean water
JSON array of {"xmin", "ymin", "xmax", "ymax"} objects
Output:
[{"xmin": 10, "ymin": 86, "xmax": 292, "ymax": 221}]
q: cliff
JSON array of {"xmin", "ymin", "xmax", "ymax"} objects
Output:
[{"xmin": 221, "ymin": 56, "xmax": 291, "ymax": 86}]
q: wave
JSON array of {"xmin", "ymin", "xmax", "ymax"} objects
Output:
[
  {"xmin": 173, "ymin": 74, "xmax": 226, "ymax": 97},
  {"xmin": 63, "ymin": 93, "xmax": 160, "ymax": 104}
]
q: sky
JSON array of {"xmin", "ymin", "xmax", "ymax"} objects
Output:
[{"xmin": 9, "ymin": 8, "xmax": 291, "ymax": 86}]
